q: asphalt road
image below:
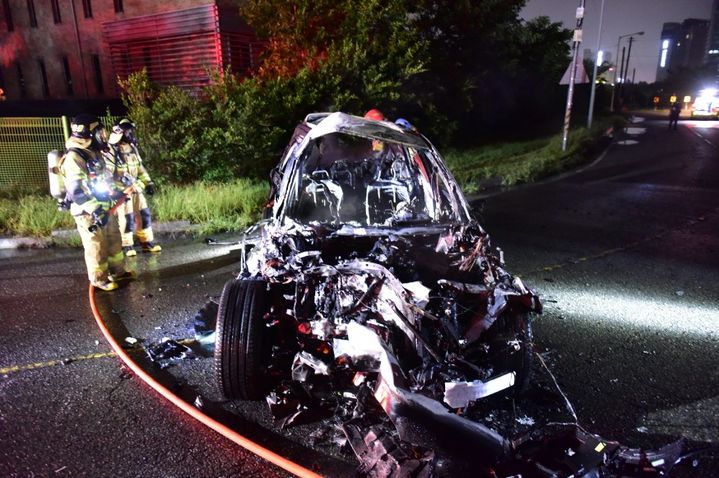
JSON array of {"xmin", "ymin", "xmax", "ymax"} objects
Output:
[
  {"xmin": 478, "ymin": 117, "xmax": 719, "ymax": 457},
  {"xmin": 1, "ymin": 116, "xmax": 718, "ymax": 477}
]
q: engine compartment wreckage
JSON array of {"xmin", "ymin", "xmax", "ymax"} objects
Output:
[{"xmin": 211, "ymin": 113, "xmax": 689, "ymax": 477}]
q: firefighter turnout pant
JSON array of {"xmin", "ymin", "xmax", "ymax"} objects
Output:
[
  {"xmin": 74, "ymin": 213, "xmax": 125, "ymax": 284},
  {"xmin": 118, "ymin": 190, "xmax": 155, "ymax": 247}
]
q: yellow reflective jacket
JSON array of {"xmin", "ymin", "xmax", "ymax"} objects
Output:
[
  {"xmin": 61, "ymin": 138, "xmax": 115, "ymax": 216},
  {"xmin": 113, "ymin": 142, "xmax": 152, "ymax": 190}
]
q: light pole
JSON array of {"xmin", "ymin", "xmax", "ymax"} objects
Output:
[
  {"xmin": 587, "ymin": 0, "xmax": 606, "ymax": 129},
  {"xmin": 610, "ymin": 31, "xmax": 644, "ymax": 112}
]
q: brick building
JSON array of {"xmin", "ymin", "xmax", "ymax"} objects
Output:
[{"xmin": 0, "ymin": 0, "xmax": 262, "ymax": 102}]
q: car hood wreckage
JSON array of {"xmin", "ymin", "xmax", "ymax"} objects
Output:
[{"xmin": 212, "ymin": 113, "xmax": 689, "ymax": 477}]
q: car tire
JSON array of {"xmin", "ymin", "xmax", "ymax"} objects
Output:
[
  {"xmin": 214, "ymin": 278, "xmax": 271, "ymax": 400},
  {"xmin": 492, "ymin": 311, "xmax": 533, "ymax": 396}
]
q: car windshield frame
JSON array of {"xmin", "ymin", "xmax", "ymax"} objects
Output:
[{"xmin": 273, "ymin": 113, "xmax": 472, "ymax": 228}]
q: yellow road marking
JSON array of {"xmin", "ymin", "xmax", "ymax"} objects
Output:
[
  {"xmin": 0, "ymin": 338, "xmax": 197, "ymax": 376},
  {"xmin": 0, "ymin": 351, "xmax": 117, "ymax": 375}
]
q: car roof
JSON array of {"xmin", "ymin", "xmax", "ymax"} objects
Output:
[{"xmin": 305, "ymin": 112, "xmax": 430, "ymax": 150}]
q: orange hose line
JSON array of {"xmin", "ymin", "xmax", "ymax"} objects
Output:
[{"xmin": 88, "ymin": 284, "xmax": 324, "ymax": 478}]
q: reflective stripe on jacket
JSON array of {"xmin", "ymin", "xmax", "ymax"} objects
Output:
[{"xmin": 61, "ymin": 138, "xmax": 110, "ymax": 216}]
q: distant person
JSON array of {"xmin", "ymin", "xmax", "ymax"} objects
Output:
[
  {"xmin": 108, "ymin": 119, "xmax": 161, "ymax": 256},
  {"xmin": 62, "ymin": 114, "xmax": 135, "ymax": 291},
  {"xmin": 668, "ymin": 102, "xmax": 681, "ymax": 130}
]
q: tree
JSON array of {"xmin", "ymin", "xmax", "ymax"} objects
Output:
[{"xmin": 240, "ymin": 0, "xmax": 427, "ymax": 113}]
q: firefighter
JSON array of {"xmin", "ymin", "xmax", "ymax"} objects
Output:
[
  {"xmin": 108, "ymin": 119, "xmax": 161, "ymax": 256},
  {"xmin": 62, "ymin": 114, "xmax": 135, "ymax": 291}
]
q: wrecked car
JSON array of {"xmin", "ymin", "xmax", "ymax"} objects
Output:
[
  {"xmin": 215, "ymin": 112, "xmax": 537, "ymax": 465},
  {"xmin": 212, "ymin": 113, "xmax": 686, "ymax": 476}
]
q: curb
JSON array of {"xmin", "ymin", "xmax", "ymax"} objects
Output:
[{"xmin": 0, "ymin": 220, "xmax": 200, "ymax": 250}]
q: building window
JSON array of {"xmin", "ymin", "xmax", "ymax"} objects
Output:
[
  {"xmin": 92, "ymin": 55, "xmax": 103, "ymax": 94},
  {"xmin": 16, "ymin": 63, "xmax": 27, "ymax": 98},
  {"xmin": 2, "ymin": 0, "xmax": 13, "ymax": 31},
  {"xmin": 113, "ymin": 0, "xmax": 123, "ymax": 14},
  {"xmin": 51, "ymin": 0, "xmax": 61, "ymax": 24},
  {"xmin": 26, "ymin": 0, "xmax": 37, "ymax": 28},
  {"xmin": 38, "ymin": 59, "xmax": 49, "ymax": 97},
  {"xmin": 82, "ymin": 0, "xmax": 92, "ymax": 19},
  {"xmin": 62, "ymin": 56, "xmax": 74, "ymax": 96}
]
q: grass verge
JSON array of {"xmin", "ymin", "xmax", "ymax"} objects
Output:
[
  {"xmin": 0, "ymin": 179, "xmax": 268, "ymax": 240},
  {"xmin": 152, "ymin": 179, "xmax": 267, "ymax": 234},
  {"xmin": 0, "ymin": 118, "xmax": 620, "ymax": 241},
  {"xmin": 444, "ymin": 117, "xmax": 622, "ymax": 194}
]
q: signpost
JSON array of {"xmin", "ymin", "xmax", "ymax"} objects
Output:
[{"xmin": 561, "ymin": 0, "xmax": 586, "ymax": 152}]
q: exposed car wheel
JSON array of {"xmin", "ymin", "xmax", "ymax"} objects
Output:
[
  {"xmin": 215, "ymin": 278, "xmax": 271, "ymax": 400},
  {"xmin": 491, "ymin": 311, "xmax": 533, "ymax": 396}
]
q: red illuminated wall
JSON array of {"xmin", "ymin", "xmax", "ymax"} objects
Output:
[
  {"xmin": 103, "ymin": 4, "xmax": 263, "ymax": 93},
  {"xmin": 0, "ymin": 0, "xmax": 261, "ymax": 101}
]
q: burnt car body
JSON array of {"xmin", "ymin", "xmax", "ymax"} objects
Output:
[{"xmin": 213, "ymin": 113, "xmax": 686, "ymax": 476}]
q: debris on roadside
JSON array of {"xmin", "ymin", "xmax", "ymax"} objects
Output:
[
  {"xmin": 145, "ymin": 338, "xmax": 195, "ymax": 369},
  {"xmin": 192, "ymin": 299, "xmax": 218, "ymax": 350}
]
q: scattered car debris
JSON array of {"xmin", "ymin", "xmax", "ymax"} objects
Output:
[
  {"xmin": 145, "ymin": 338, "xmax": 195, "ymax": 369},
  {"xmin": 208, "ymin": 112, "xmax": 693, "ymax": 477},
  {"xmin": 124, "ymin": 336, "xmax": 138, "ymax": 345},
  {"xmin": 514, "ymin": 415, "xmax": 534, "ymax": 426},
  {"xmin": 192, "ymin": 299, "xmax": 218, "ymax": 350}
]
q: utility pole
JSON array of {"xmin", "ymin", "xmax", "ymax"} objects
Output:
[
  {"xmin": 615, "ymin": 46, "xmax": 625, "ymax": 111},
  {"xmin": 624, "ymin": 36, "xmax": 635, "ymax": 81},
  {"xmin": 562, "ymin": 0, "xmax": 586, "ymax": 152},
  {"xmin": 619, "ymin": 36, "xmax": 635, "ymax": 108},
  {"xmin": 610, "ymin": 31, "xmax": 644, "ymax": 112},
  {"xmin": 587, "ymin": 0, "xmax": 606, "ymax": 129}
]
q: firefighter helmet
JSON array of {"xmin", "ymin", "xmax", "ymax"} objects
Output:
[
  {"xmin": 364, "ymin": 109, "xmax": 386, "ymax": 121},
  {"xmin": 71, "ymin": 114, "xmax": 107, "ymax": 149}
]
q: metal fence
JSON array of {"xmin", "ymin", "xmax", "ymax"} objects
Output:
[{"xmin": 0, "ymin": 116, "xmax": 119, "ymax": 195}]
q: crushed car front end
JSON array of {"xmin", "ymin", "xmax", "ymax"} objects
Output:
[{"xmin": 214, "ymin": 112, "xmax": 543, "ymax": 473}]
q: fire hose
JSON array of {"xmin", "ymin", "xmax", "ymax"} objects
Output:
[
  {"xmin": 88, "ymin": 285, "xmax": 323, "ymax": 478},
  {"xmin": 88, "ymin": 186, "xmax": 134, "ymax": 233}
]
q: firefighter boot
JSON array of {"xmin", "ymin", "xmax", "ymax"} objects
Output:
[
  {"xmin": 141, "ymin": 242, "xmax": 162, "ymax": 253},
  {"xmin": 123, "ymin": 246, "xmax": 137, "ymax": 257},
  {"xmin": 111, "ymin": 270, "xmax": 137, "ymax": 282},
  {"xmin": 92, "ymin": 280, "xmax": 119, "ymax": 291}
]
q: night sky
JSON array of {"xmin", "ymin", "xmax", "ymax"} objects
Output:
[{"xmin": 520, "ymin": 0, "xmax": 715, "ymax": 83}]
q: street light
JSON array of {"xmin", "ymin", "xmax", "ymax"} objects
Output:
[{"xmin": 610, "ymin": 31, "xmax": 644, "ymax": 112}]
